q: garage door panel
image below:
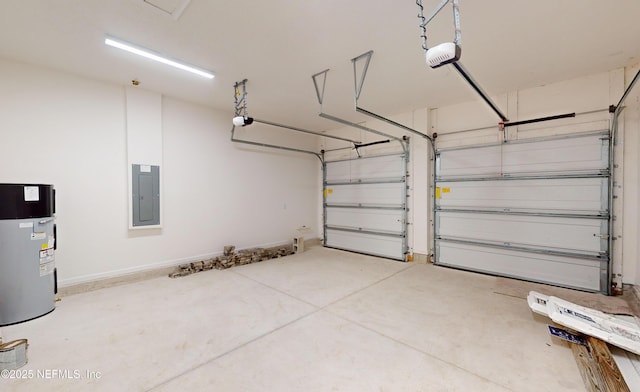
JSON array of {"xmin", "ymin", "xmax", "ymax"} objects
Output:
[
  {"xmin": 436, "ymin": 146, "xmax": 502, "ymax": 178},
  {"xmin": 437, "ymin": 242, "xmax": 602, "ymax": 292},
  {"xmin": 437, "ymin": 132, "xmax": 608, "ymax": 179},
  {"xmin": 437, "ymin": 211, "xmax": 605, "ymax": 255},
  {"xmin": 325, "ymin": 155, "xmax": 404, "ymax": 182},
  {"xmin": 325, "ymin": 229, "xmax": 404, "ymax": 260},
  {"xmin": 437, "ymin": 178, "xmax": 607, "ymax": 214},
  {"xmin": 326, "ymin": 208, "xmax": 404, "ymax": 234},
  {"xmin": 325, "ymin": 183, "xmax": 404, "ymax": 206},
  {"xmin": 502, "ymin": 135, "xmax": 608, "ymax": 174}
]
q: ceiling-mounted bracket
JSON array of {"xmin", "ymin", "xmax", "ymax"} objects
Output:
[
  {"xmin": 420, "ymin": 0, "xmax": 460, "ymax": 44},
  {"xmin": 312, "ymin": 69, "xmax": 330, "ymax": 107},
  {"xmin": 350, "ymin": 51, "xmax": 433, "ymax": 147},
  {"xmin": 311, "ymin": 66, "xmax": 407, "ymax": 153},
  {"xmin": 233, "ymin": 79, "xmax": 253, "ymax": 126},
  {"xmin": 352, "ymin": 50, "xmax": 373, "ymax": 101}
]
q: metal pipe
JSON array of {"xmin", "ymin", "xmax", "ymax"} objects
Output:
[
  {"xmin": 253, "ymin": 118, "xmax": 360, "ymax": 144},
  {"xmin": 576, "ymin": 108, "xmax": 612, "ymax": 117},
  {"xmin": 354, "ymin": 140, "xmax": 390, "ymax": 149},
  {"xmin": 322, "ymin": 151, "xmax": 328, "ymax": 246},
  {"xmin": 434, "ymin": 124, "xmax": 498, "ymax": 137},
  {"xmin": 452, "ymin": 0, "xmax": 461, "ymax": 45},
  {"xmin": 319, "ymin": 113, "xmax": 406, "ymax": 153},
  {"xmin": 424, "ymin": 0, "xmax": 450, "ymax": 26},
  {"xmin": 437, "ymin": 108, "xmax": 610, "ymax": 137},
  {"xmin": 608, "ymin": 112, "xmax": 617, "ymax": 295},
  {"xmin": 614, "ymin": 68, "xmax": 640, "ymax": 116},
  {"xmin": 230, "ymin": 125, "xmax": 322, "ymax": 163},
  {"xmin": 355, "ymin": 107, "xmax": 434, "ymax": 144},
  {"xmin": 607, "ymin": 68, "xmax": 640, "ymax": 294},
  {"xmin": 451, "ymin": 62, "xmax": 509, "ymax": 122},
  {"xmin": 323, "ymin": 145, "xmax": 357, "ymax": 153},
  {"xmin": 402, "ymin": 143, "xmax": 409, "ymax": 259},
  {"xmin": 503, "ymin": 112, "xmax": 575, "ymax": 128}
]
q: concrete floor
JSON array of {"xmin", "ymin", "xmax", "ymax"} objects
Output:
[{"xmin": 1, "ymin": 246, "xmax": 584, "ymax": 391}]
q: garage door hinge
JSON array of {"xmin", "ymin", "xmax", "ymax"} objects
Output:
[{"xmin": 593, "ymin": 234, "xmax": 609, "ymax": 239}]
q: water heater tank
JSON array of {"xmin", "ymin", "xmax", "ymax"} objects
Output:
[{"xmin": 0, "ymin": 184, "xmax": 56, "ymax": 326}]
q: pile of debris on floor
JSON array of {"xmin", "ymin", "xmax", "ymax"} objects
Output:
[{"xmin": 168, "ymin": 244, "xmax": 294, "ymax": 278}]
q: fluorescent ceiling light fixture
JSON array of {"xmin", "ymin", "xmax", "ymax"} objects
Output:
[{"xmin": 105, "ymin": 36, "xmax": 214, "ymax": 79}]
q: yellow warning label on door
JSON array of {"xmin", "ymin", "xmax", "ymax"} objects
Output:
[
  {"xmin": 442, "ymin": 187, "xmax": 451, "ymax": 193},
  {"xmin": 323, "ymin": 188, "xmax": 334, "ymax": 198},
  {"xmin": 435, "ymin": 187, "xmax": 441, "ymax": 199}
]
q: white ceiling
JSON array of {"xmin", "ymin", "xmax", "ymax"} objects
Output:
[{"xmin": 1, "ymin": 0, "xmax": 639, "ymax": 131}]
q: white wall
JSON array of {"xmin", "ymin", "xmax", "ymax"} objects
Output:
[
  {"xmin": 0, "ymin": 58, "xmax": 319, "ymax": 286},
  {"xmin": 621, "ymin": 64, "xmax": 640, "ymax": 285}
]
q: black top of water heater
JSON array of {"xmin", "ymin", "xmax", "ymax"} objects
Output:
[{"xmin": 0, "ymin": 184, "xmax": 55, "ymax": 220}]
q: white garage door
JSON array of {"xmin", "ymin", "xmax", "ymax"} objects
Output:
[
  {"xmin": 324, "ymin": 154, "xmax": 407, "ymax": 260},
  {"xmin": 435, "ymin": 132, "xmax": 610, "ymax": 293}
]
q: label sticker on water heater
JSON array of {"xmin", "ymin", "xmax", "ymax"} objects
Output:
[
  {"xmin": 40, "ymin": 261, "xmax": 55, "ymax": 277},
  {"xmin": 24, "ymin": 186, "xmax": 39, "ymax": 201},
  {"xmin": 31, "ymin": 232, "xmax": 46, "ymax": 240}
]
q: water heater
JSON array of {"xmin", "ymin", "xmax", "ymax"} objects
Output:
[{"xmin": 0, "ymin": 184, "xmax": 56, "ymax": 326}]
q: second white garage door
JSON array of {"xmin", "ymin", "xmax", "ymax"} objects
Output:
[{"xmin": 435, "ymin": 131, "xmax": 610, "ymax": 293}]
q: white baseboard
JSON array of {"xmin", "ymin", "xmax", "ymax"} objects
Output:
[{"xmin": 58, "ymin": 238, "xmax": 318, "ymax": 296}]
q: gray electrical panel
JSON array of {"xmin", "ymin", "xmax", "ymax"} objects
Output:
[{"xmin": 132, "ymin": 164, "xmax": 160, "ymax": 227}]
